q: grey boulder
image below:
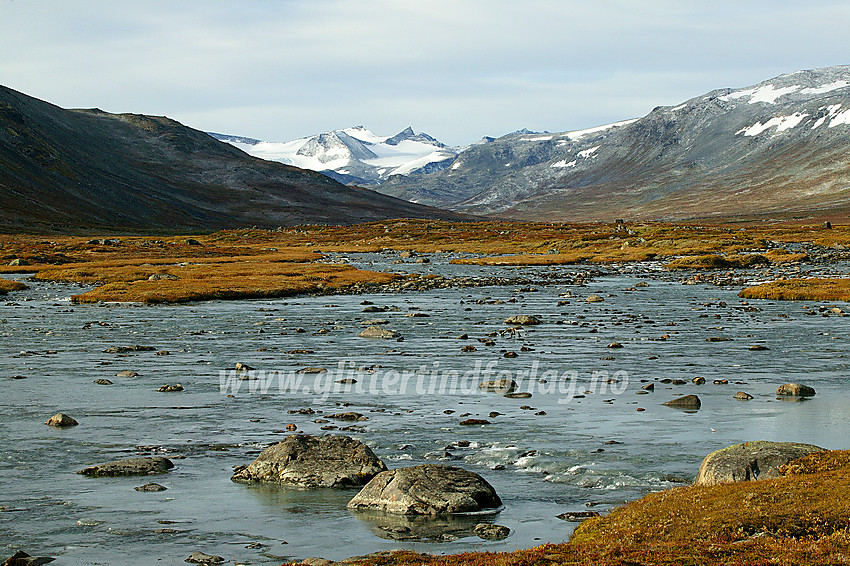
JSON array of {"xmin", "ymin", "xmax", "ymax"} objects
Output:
[
  {"xmin": 694, "ymin": 440, "xmax": 826, "ymax": 486},
  {"xmin": 347, "ymin": 464, "xmax": 501, "ymax": 515},
  {"xmin": 231, "ymin": 434, "xmax": 387, "ymax": 488}
]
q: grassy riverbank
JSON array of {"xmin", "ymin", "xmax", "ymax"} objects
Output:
[{"xmin": 0, "ymin": 220, "xmax": 847, "ymax": 303}]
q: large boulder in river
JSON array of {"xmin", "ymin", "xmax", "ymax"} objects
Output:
[
  {"xmin": 694, "ymin": 441, "xmax": 826, "ymax": 486},
  {"xmin": 776, "ymin": 383, "xmax": 816, "ymax": 397},
  {"xmin": 78, "ymin": 456, "xmax": 174, "ymax": 477},
  {"xmin": 347, "ymin": 464, "xmax": 502, "ymax": 515},
  {"xmin": 231, "ymin": 434, "xmax": 386, "ymax": 488}
]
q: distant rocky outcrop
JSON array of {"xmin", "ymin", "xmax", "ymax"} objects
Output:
[
  {"xmin": 231, "ymin": 434, "xmax": 387, "ymax": 488},
  {"xmin": 694, "ymin": 441, "xmax": 826, "ymax": 485}
]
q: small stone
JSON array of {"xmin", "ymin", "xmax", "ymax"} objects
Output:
[
  {"xmin": 285, "ymin": 423, "xmax": 297, "ymax": 431},
  {"xmin": 692, "ymin": 377, "xmax": 706, "ymax": 385},
  {"xmin": 641, "ymin": 383, "xmax": 655, "ymax": 392},
  {"xmin": 185, "ymin": 551, "xmax": 223, "ymax": 564},
  {"xmin": 504, "ymin": 315, "xmax": 540, "ymax": 325},
  {"xmin": 157, "ymin": 384, "xmax": 184, "ymax": 392},
  {"xmin": 504, "ymin": 392, "xmax": 532, "ymax": 399},
  {"xmin": 557, "ymin": 510, "xmax": 600, "ymax": 521},
  {"xmin": 359, "ymin": 326, "xmax": 400, "ymax": 339},
  {"xmin": 461, "ymin": 345, "xmax": 477, "ymax": 352},
  {"xmin": 662, "ymin": 394, "xmax": 701, "ymax": 410},
  {"xmin": 45, "ymin": 413, "xmax": 78, "ymax": 427},
  {"xmin": 116, "ymin": 371, "xmax": 138, "ymax": 378},
  {"xmin": 734, "ymin": 392, "xmax": 754, "ymax": 401},
  {"xmin": 460, "ymin": 419, "xmax": 490, "ymax": 426},
  {"xmin": 135, "ymin": 482, "xmax": 167, "ymax": 492},
  {"xmin": 607, "ymin": 342, "xmax": 623, "ymax": 349},
  {"xmin": 749, "ymin": 345, "xmax": 770, "ymax": 351},
  {"xmin": 473, "ymin": 523, "xmax": 510, "ymax": 540},
  {"xmin": 93, "ymin": 379, "xmax": 113, "ymax": 385},
  {"xmin": 586, "ymin": 294, "xmax": 604, "ymax": 303},
  {"xmin": 327, "ymin": 412, "xmax": 365, "ymax": 421},
  {"xmin": 504, "ymin": 351, "xmax": 518, "ymax": 358},
  {"xmin": 479, "ymin": 378, "xmax": 517, "ymax": 394}
]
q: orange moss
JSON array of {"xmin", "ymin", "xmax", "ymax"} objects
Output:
[
  {"xmin": 739, "ymin": 278, "xmax": 850, "ymax": 302},
  {"xmin": 0, "ymin": 278, "xmax": 27, "ymax": 295},
  {"xmin": 68, "ymin": 262, "xmax": 398, "ymax": 304}
]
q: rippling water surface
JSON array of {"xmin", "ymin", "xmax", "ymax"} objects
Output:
[{"xmin": 2, "ymin": 254, "xmax": 849, "ymax": 564}]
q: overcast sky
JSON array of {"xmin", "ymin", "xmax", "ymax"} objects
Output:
[{"xmin": 2, "ymin": 1, "xmax": 848, "ymax": 146}]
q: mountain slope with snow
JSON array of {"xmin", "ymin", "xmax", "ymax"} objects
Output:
[
  {"xmin": 211, "ymin": 126, "xmax": 459, "ymax": 187},
  {"xmin": 378, "ymin": 65, "xmax": 850, "ymax": 221}
]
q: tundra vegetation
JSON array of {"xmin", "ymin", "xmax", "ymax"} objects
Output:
[{"xmin": 0, "ymin": 220, "xmax": 846, "ymax": 303}]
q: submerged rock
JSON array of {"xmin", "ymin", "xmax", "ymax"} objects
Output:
[
  {"xmin": 359, "ymin": 326, "xmax": 400, "ymax": 339},
  {"xmin": 45, "ymin": 413, "xmax": 78, "ymax": 428},
  {"xmin": 231, "ymin": 434, "xmax": 386, "ymax": 488},
  {"xmin": 185, "ymin": 551, "xmax": 223, "ymax": 564},
  {"xmin": 479, "ymin": 378, "xmax": 517, "ymax": 394},
  {"xmin": 694, "ymin": 441, "xmax": 826, "ymax": 486},
  {"xmin": 504, "ymin": 315, "xmax": 540, "ymax": 325},
  {"xmin": 2, "ymin": 550, "xmax": 55, "ymax": 566},
  {"xmin": 78, "ymin": 456, "xmax": 174, "ymax": 477},
  {"xmin": 347, "ymin": 464, "xmax": 501, "ymax": 515},
  {"xmin": 135, "ymin": 482, "xmax": 167, "ymax": 492},
  {"xmin": 662, "ymin": 394, "xmax": 701, "ymax": 410},
  {"xmin": 557, "ymin": 510, "xmax": 601, "ymax": 522},
  {"xmin": 473, "ymin": 523, "xmax": 510, "ymax": 540}
]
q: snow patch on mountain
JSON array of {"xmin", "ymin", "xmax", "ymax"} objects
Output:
[
  {"xmin": 561, "ymin": 119, "xmax": 638, "ymax": 141},
  {"xmin": 801, "ymin": 80, "xmax": 849, "ymax": 94},
  {"xmin": 720, "ymin": 84, "xmax": 801, "ymax": 104},
  {"xmin": 737, "ymin": 113, "xmax": 809, "ymax": 136}
]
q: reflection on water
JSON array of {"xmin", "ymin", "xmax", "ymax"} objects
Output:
[{"xmin": 350, "ymin": 509, "xmax": 495, "ymax": 541}]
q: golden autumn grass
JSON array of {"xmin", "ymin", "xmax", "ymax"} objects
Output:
[
  {"xmin": 739, "ymin": 278, "xmax": 850, "ymax": 302},
  {"xmin": 0, "ymin": 219, "xmax": 846, "ymax": 302},
  {"xmin": 0, "ymin": 277, "xmax": 27, "ymax": 295},
  {"xmin": 302, "ymin": 451, "xmax": 850, "ymax": 566}
]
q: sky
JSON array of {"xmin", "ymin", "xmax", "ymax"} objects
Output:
[{"xmin": 1, "ymin": 1, "xmax": 849, "ymax": 146}]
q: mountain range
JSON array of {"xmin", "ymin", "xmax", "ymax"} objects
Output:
[
  {"xmin": 3, "ymin": 65, "xmax": 850, "ymax": 232},
  {"xmin": 0, "ymin": 85, "xmax": 464, "ymax": 233},
  {"xmin": 211, "ymin": 126, "xmax": 459, "ymax": 187},
  {"xmin": 375, "ymin": 65, "xmax": 850, "ymax": 221}
]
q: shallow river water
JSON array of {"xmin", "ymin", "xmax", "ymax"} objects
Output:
[{"xmin": 1, "ymin": 254, "xmax": 848, "ymax": 564}]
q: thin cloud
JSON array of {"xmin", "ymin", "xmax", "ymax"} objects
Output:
[{"xmin": 1, "ymin": 1, "xmax": 848, "ymax": 145}]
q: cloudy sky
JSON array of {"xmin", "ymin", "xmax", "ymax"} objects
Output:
[{"xmin": 2, "ymin": 1, "xmax": 848, "ymax": 146}]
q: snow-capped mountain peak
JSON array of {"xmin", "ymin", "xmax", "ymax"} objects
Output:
[{"xmin": 210, "ymin": 126, "xmax": 457, "ymax": 186}]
